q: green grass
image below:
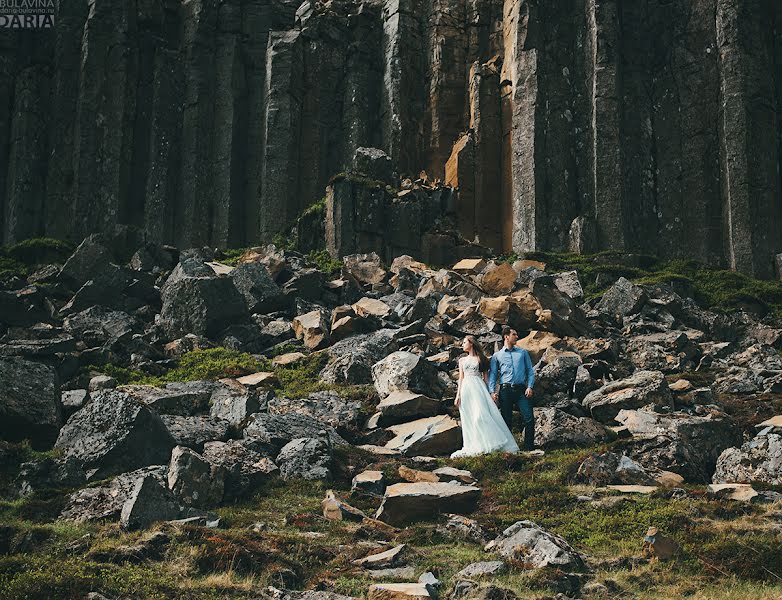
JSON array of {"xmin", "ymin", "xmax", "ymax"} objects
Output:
[
  {"xmin": 503, "ymin": 250, "xmax": 782, "ymax": 315},
  {"xmin": 307, "ymin": 249, "xmax": 342, "ymax": 277},
  {"xmin": 0, "ymin": 237, "xmax": 75, "ymax": 281}
]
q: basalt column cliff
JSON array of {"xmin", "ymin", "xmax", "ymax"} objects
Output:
[{"xmin": 1, "ymin": 0, "xmax": 782, "ymax": 276}]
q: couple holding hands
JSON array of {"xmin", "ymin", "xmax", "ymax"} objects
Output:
[{"xmin": 451, "ymin": 326, "xmax": 537, "ymax": 459}]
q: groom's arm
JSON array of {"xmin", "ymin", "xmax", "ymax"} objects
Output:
[
  {"xmin": 488, "ymin": 354, "xmax": 499, "ymax": 394},
  {"xmin": 524, "ymin": 350, "xmax": 535, "ymax": 389}
]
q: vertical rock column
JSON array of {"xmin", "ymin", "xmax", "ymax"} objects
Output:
[
  {"xmin": 72, "ymin": 0, "xmax": 139, "ymax": 240},
  {"xmin": 427, "ymin": 0, "xmax": 468, "ymax": 178},
  {"xmin": 501, "ymin": 0, "xmax": 540, "ymax": 253},
  {"xmin": 470, "ymin": 60, "xmax": 503, "ymax": 252},
  {"xmin": 44, "ymin": 0, "xmax": 90, "ymax": 242},
  {"xmin": 143, "ymin": 1, "xmax": 184, "ymax": 245},
  {"xmin": 259, "ymin": 30, "xmax": 303, "ymax": 242},
  {"xmin": 717, "ymin": 0, "xmax": 782, "ymax": 278},
  {"xmin": 382, "ymin": 0, "xmax": 427, "ymax": 174},
  {"xmin": 586, "ymin": 0, "xmax": 625, "ymax": 251},
  {"xmin": 179, "ymin": 0, "xmax": 218, "ymax": 247}
]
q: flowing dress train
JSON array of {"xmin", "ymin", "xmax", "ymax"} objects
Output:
[{"xmin": 451, "ymin": 356, "xmax": 519, "ymax": 458}]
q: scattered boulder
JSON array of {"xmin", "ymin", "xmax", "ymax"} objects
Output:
[
  {"xmin": 354, "ymin": 543, "xmax": 407, "ymax": 569},
  {"xmin": 534, "ymin": 408, "xmax": 615, "ymax": 449},
  {"xmin": 209, "ymin": 381, "xmax": 266, "ymax": 424},
  {"xmin": 352, "ymin": 470, "xmax": 387, "ymax": 496},
  {"xmin": 597, "ymin": 277, "xmax": 647, "ymax": 318},
  {"xmin": 372, "ymin": 351, "xmax": 445, "ymax": 398},
  {"xmin": 122, "ymin": 381, "xmax": 216, "ymax": 416},
  {"xmin": 438, "ymin": 514, "xmax": 490, "ymax": 544},
  {"xmin": 320, "ymin": 329, "xmax": 400, "ymax": 385},
  {"xmin": 385, "ymin": 415, "xmax": 461, "ymax": 456},
  {"xmin": 486, "ymin": 520, "xmax": 585, "ymax": 570},
  {"xmin": 456, "ymin": 561, "xmax": 507, "ymax": 579},
  {"xmin": 120, "ymin": 472, "xmax": 183, "ymax": 530},
  {"xmin": 268, "ymin": 390, "xmax": 365, "ymax": 431},
  {"xmin": 276, "ymin": 436, "xmax": 333, "ymax": 481},
  {"xmin": 201, "ymin": 439, "xmax": 278, "ymax": 501},
  {"xmin": 368, "ymin": 583, "xmax": 432, "ymax": 600},
  {"xmin": 582, "ymin": 370, "xmax": 672, "ymax": 423},
  {"xmin": 229, "ymin": 261, "xmax": 289, "ymax": 314},
  {"xmin": 159, "ymin": 258, "xmax": 249, "ymax": 339},
  {"xmin": 375, "ymin": 482, "xmax": 481, "ymax": 525},
  {"xmin": 377, "ymin": 390, "xmax": 441, "ymax": 425},
  {"xmin": 0, "ymin": 357, "xmax": 62, "ymax": 449},
  {"xmin": 55, "ymin": 390, "xmax": 175, "ymax": 480},
  {"xmin": 168, "ymin": 446, "xmax": 225, "ymax": 508},
  {"xmin": 713, "ymin": 433, "xmax": 782, "ymax": 486},
  {"xmin": 160, "ymin": 415, "xmax": 231, "ymax": 451},
  {"xmin": 293, "ymin": 309, "xmax": 331, "ymax": 350},
  {"xmin": 243, "ymin": 412, "xmax": 347, "ymax": 456}
]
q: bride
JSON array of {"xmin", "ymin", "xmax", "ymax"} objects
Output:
[{"xmin": 451, "ymin": 336, "xmax": 519, "ymax": 458}]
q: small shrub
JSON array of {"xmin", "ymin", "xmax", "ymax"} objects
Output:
[
  {"xmin": 0, "ymin": 256, "xmax": 28, "ymax": 280},
  {"xmin": 306, "ymin": 250, "xmax": 342, "ymax": 277},
  {"xmin": 5, "ymin": 237, "xmax": 74, "ymax": 266},
  {"xmin": 164, "ymin": 348, "xmax": 271, "ymax": 382}
]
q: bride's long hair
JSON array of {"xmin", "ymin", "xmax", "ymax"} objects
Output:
[{"xmin": 465, "ymin": 335, "xmax": 490, "ymax": 373}]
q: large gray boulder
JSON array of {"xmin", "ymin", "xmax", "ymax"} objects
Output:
[
  {"xmin": 534, "ymin": 408, "xmax": 615, "ymax": 449},
  {"xmin": 55, "ymin": 390, "xmax": 175, "ymax": 480},
  {"xmin": 168, "ymin": 445, "xmax": 225, "ymax": 508},
  {"xmin": 201, "ymin": 439, "xmax": 279, "ymax": 501},
  {"xmin": 242, "ymin": 413, "xmax": 347, "ymax": 454},
  {"xmin": 58, "ymin": 235, "xmax": 115, "ymax": 289},
  {"xmin": 372, "ymin": 351, "xmax": 445, "ymax": 398},
  {"xmin": 0, "ymin": 357, "xmax": 62, "ymax": 449},
  {"xmin": 121, "ymin": 472, "xmax": 183, "ymax": 530},
  {"xmin": 276, "ymin": 437, "xmax": 333, "ymax": 481},
  {"xmin": 617, "ymin": 408, "xmax": 741, "ymax": 482},
  {"xmin": 486, "ymin": 520, "xmax": 585, "ymax": 569},
  {"xmin": 375, "ymin": 482, "xmax": 481, "ymax": 526},
  {"xmin": 229, "ymin": 261, "xmax": 289, "ymax": 314},
  {"xmin": 713, "ymin": 433, "xmax": 782, "ymax": 486},
  {"xmin": 160, "ymin": 415, "xmax": 232, "ymax": 451},
  {"xmin": 268, "ymin": 390, "xmax": 365, "ymax": 431},
  {"xmin": 60, "ymin": 466, "xmax": 167, "ymax": 523},
  {"xmin": 63, "ymin": 306, "xmax": 141, "ymax": 348},
  {"xmin": 320, "ymin": 329, "xmax": 399, "ymax": 384},
  {"xmin": 582, "ymin": 370, "xmax": 672, "ymax": 423},
  {"xmin": 596, "ymin": 277, "xmax": 648, "ymax": 318},
  {"xmin": 159, "ymin": 258, "xmax": 248, "ymax": 339},
  {"xmin": 122, "ymin": 381, "xmax": 217, "ymax": 416}
]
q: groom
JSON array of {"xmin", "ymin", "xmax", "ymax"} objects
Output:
[{"xmin": 488, "ymin": 326, "xmax": 536, "ymax": 451}]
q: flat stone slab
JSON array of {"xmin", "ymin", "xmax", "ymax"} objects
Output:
[
  {"xmin": 368, "ymin": 583, "xmax": 431, "ymax": 600},
  {"xmin": 377, "ymin": 391, "xmax": 441, "ymax": 425},
  {"xmin": 353, "ymin": 544, "xmax": 407, "ymax": 569},
  {"xmin": 757, "ymin": 415, "xmax": 782, "ymax": 428},
  {"xmin": 375, "ymin": 482, "xmax": 481, "ymax": 526},
  {"xmin": 607, "ymin": 485, "xmax": 658, "ymax": 494},
  {"xmin": 707, "ymin": 483, "xmax": 759, "ymax": 502},
  {"xmin": 432, "ymin": 467, "xmax": 475, "ymax": 484},
  {"xmin": 385, "ymin": 415, "xmax": 461, "ymax": 456},
  {"xmin": 236, "ymin": 372, "xmax": 277, "ymax": 388},
  {"xmin": 456, "ymin": 561, "xmax": 506, "ymax": 579},
  {"xmin": 367, "ymin": 568, "xmax": 417, "ymax": 581}
]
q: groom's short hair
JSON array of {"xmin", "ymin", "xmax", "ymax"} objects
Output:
[{"xmin": 501, "ymin": 326, "xmax": 515, "ymax": 338}]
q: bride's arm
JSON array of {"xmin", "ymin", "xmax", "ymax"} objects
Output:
[{"xmin": 455, "ymin": 358, "xmax": 463, "ymax": 408}]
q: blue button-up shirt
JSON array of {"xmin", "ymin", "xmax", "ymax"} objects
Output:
[{"xmin": 488, "ymin": 346, "xmax": 535, "ymax": 393}]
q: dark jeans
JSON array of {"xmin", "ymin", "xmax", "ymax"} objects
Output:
[{"xmin": 499, "ymin": 386, "xmax": 535, "ymax": 450}]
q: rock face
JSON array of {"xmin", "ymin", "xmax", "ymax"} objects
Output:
[
  {"xmin": 582, "ymin": 370, "xmax": 672, "ymax": 423},
  {"xmin": 0, "ymin": 357, "xmax": 61, "ymax": 449},
  {"xmin": 4, "ymin": 1, "xmax": 781, "ymax": 276},
  {"xmin": 55, "ymin": 390, "xmax": 176, "ymax": 480}
]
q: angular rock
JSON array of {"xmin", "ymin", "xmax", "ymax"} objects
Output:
[
  {"xmin": 60, "ymin": 466, "xmax": 168, "ymax": 523},
  {"xmin": 209, "ymin": 380, "xmax": 265, "ymax": 424},
  {"xmin": 55, "ymin": 390, "xmax": 175, "ymax": 480},
  {"xmin": 268, "ymin": 390, "xmax": 365, "ymax": 431},
  {"xmin": 486, "ymin": 520, "xmax": 585, "ymax": 569},
  {"xmin": 0, "ymin": 357, "xmax": 61, "ymax": 448},
  {"xmin": 438, "ymin": 514, "xmax": 490, "ymax": 544},
  {"xmin": 292, "ymin": 309, "xmax": 331, "ymax": 350},
  {"xmin": 159, "ymin": 258, "xmax": 248, "ymax": 339},
  {"xmin": 122, "ymin": 381, "xmax": 216, "ymax": 416},
  {"xmin": 385, "ymin": 415, "xmax": 461, "ymax": 456},
  {"xmin": 168, "ymin": 445, "xmax": 225, "ymax": 508},
  {"xmin": 534, "ymin": 408, "xmax": 615, "ymax": 449},
  {"xmin": 277, "ymin": 436, "xmax": 333, "ymax": 481},
  {"xmin": 352, "ymin": 470, "xmax": 386, "ymax": 496},
  {"xmin": 582, "ymin": 370, "xmax": 672, "ymax": 423},
  {"xmin": 160, "ymin": 415, "xmax": 231, "ymax": 452},
  {"xmin": 201, "ymin": 439, "xmax": 278, "ymax": 501},
  {"xmin": 354, "ymin": 297, "xmax": 393, "ymax": 319},
  {"xmin": 597, "ymin": 277, "xmax": 647, "ymax": 318},
  {"xmin": 243, "ymin": 413, "xmax": 347, "ymax": 454},
  {"xmin": 713, "ymin": 433, "xmax": 782, "ymax": 486},
  {"xmin": 320, "ymin": 329, "xmax": 399, "ymax": 385},
  {"xmin": 121, "ymin": 472, "xmax": 182, "ymax": 530},
  {"xmin": 377, "ymin": 390, "xmax": 441, "ymax": 425},
  {"xmin": 372, "ymin": 351, "xmax": 445, "ymax": 398},
  {"xmin": 229, "ymin": 261, "xmax": 289, "ymax": 314},
  {"xmin": 354, "ymin": 544, "xmax": 407, "ymax": 569},
  {"xmin": 375, "ymin": 482, "xmax": 481, "ymax": 525},
  {"xmin": 343, "ymin": 252, "xmax": 387, "ymax": 285},
  {"xmin": 368, "ymin": 584, "xmax": 431, "ymax": 600},
  {"xmin": 456, "ymin": 561, "xmax": 506, "ymax": 579},
  {"xmin": 479, "ymin": 262, "xmax": 517, "ymax": 296}
]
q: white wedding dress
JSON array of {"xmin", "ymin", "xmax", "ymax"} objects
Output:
[{"xmin": 451, "ymin": 356, "xmax": 520, "ymax": 458}]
